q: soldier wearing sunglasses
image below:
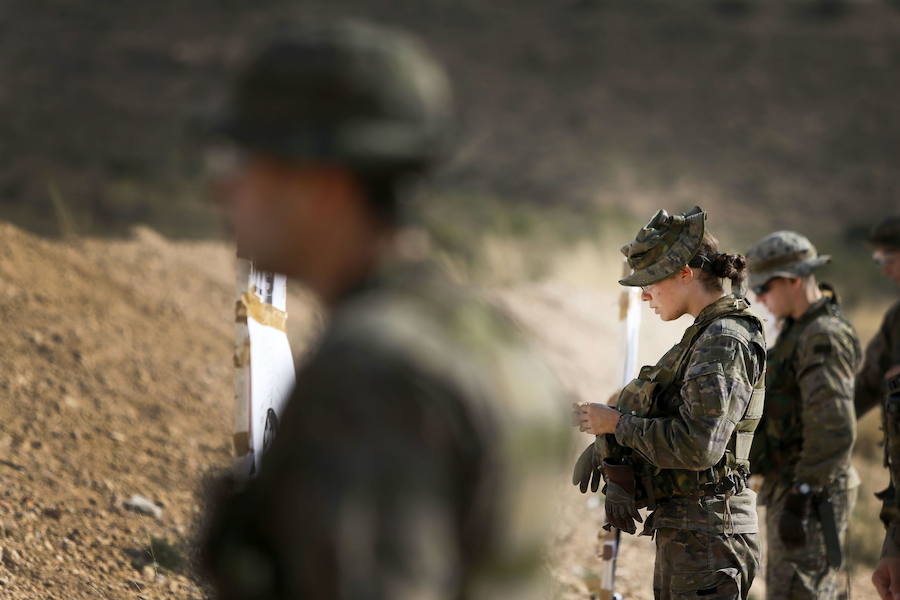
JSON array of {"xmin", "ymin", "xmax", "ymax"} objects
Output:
[{"xmin": 746, "ymin": 231, "xmax": 861, "ymax": 600}]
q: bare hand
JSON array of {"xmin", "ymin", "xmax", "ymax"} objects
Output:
[
  {"xmin": 571, "ymin": 402, "xmax": 582, "ymax": 428},
  {"xmin": 577, "ymin": 403, "xmax": 622, "ymax": 435},
  {"xmin": 873, "ymin": 556, "xmax": 900, "ymax": 600}
]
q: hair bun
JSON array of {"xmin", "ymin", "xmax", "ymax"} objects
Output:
[{"xmin": 711, "ymin": 253, "xmax": 747, "ymax": 280}]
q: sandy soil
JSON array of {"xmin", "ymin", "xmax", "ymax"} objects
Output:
[{"xmin": 0, "ymin": 224, "xmax": 885, "ymax": 599}]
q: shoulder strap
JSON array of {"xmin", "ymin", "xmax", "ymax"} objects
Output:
[{"xmin": 675, "ymin": 297, "xmax": 761, "ymax": 377}]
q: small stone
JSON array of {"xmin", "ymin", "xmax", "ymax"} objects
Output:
[
  {"xmin": 142, "ymin": 565, "xmax": 156, "ymax": 582},
  {"xmin": 123, "ymin": 495, "xmax": 162, "ymax": 520},
  {"xmin": 42, "ymin": 508, "xmax": 62, "ymax": 520}
]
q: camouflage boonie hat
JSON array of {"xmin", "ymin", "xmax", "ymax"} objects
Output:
[
  {"xmin": 619, "ymin": 207, "xmax": 706, "ymax": 287},
  {"xmin": 218, "ymin": 20, "xmax": 453, "ymax": 172},
  {"xmin": 745, "ymin": 231, "xmax": 830, "ymax": 289},
  {"xmin": 868, "ymin": 216, "xmax": 900, "ymax": 249}
]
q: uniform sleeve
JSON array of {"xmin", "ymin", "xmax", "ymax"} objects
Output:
[
  {"xmin": 615, "ymin": 329, "xmax": 762, "ymax": 471},
  {"xmin": 793, "ymin": 321, "xmax": 860, "ymax": 487},
  {"xmin": 855, "ymin": 304, "xmax": 899, "ymax": 418},
  {"xmin": 203, "ymin": 339, "xmax": 474, "ymax": 600}
]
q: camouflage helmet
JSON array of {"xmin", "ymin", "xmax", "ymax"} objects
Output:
[
  {"xmin": 868, "ymin": 215, "xmax": 900, "ymax": 249},
  {"xmin": 745, "ymin": 231, "xmax": 830, "ymax": 289},
  {"xmin": 619, "ymin": 207, "xmax": 706, "ymax": 287},
  {"xmin": 218, "ymin": 20, "xmax": 454, "ymax": 172}
]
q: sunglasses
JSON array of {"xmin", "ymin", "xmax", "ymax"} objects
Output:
[{"xmin": 752, "ymin": 278, "xmax": 782, "ymax": 296}]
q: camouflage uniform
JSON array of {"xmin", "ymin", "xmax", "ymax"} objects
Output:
[
  {"xmin": 853, "ymin": 217, "xmax": 900, "ymax": 556},
  {"xmin": 614, "ymin": 208, "xmax": 767, "ymax": 600},
  {"xmin": 746, "ymin": 231, "xmax": 861, "ymax": 600},
  {"xmin": 204, "ymin": 258, "xmax": 571, "ymax": 599},
  {"xmin": 201, "ymin": 22, "xmax": 572, "ymax": 599}
]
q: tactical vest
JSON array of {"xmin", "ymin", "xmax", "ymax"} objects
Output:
[
  {"xmin": 613, "ymin": 297, "xmax": 765, "ymax": 507},
  {"xmin": 749, "ymin": 295, "xmax": 846, "ymax": 477}
]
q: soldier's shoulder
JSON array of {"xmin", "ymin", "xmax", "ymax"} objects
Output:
[
  {"xmin": 700, "ymin": 314, "xmax": 762, "ymax": 347},
  {"xmin": 884, "ymin": 299, "xmax": 900, "ymax": 326},
  {"xmin": 797, "ymin": 311, "xmax": 860, "ymax": 365},
  {"xmin": 338, "ymin": 270, "xmax": 519, "ymax": 354},
  {"xmin": 326, "ymin": 266, "xmax": 552, "ymax": 389},
  {"xmin": 805, "ymin": 311, "xmax": 858, "ymax": 345}
]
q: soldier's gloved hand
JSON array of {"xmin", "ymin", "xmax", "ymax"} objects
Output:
[
  {"xmin": 779, "ymin": 489, "xmax": 812, "ymax": 548},
  {"xmin": 602, "ymin": 459, "xmax": 642, "ymax": 535},
  {"xmin": 572, "ymin": 444, "xmax": 602, "ymax": 494},
  {"xmin": 604, "ymin": 481, "xmax": 643, "ymax": 535}
]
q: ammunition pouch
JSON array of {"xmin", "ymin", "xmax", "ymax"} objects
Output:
[
  {"xmin": 602, "ymin": 459, "xmax": 637, "ymax": 495},
  {"xmin": 617, "ymin": 364, "xmax": 674, "ymax": 418}
]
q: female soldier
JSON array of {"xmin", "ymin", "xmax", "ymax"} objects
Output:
[{"xmin": 575, "ymin": 207, "xmax": 766, "ymax": 599}]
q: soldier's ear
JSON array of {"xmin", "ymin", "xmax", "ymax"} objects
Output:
[{"xmin": 678, "ymin": 265, "xmax": 694, "ymax": 282}]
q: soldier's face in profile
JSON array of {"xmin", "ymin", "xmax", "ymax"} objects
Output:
[
  {"xmin": 641, "ymin": 270, "xmax": 690, "ymax": 321},
  {"xmin": 214, "ymin": 152, "xmax": 325, "ymax": 277},
  {"xmin": 874, "ymin": 247, "xmax": 900, "ymax": 287},
  {"xmin": 754, "ymin": 277, "xmax": 794, "ymax": 318}
]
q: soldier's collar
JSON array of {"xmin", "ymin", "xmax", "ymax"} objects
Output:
[
  {"xmin": 796, "ymin": 296, "xmax": 832, "ymax": 324},
  {"xmin": 694, "ymin": 294, "xmax": 748, "ymax": 325}
]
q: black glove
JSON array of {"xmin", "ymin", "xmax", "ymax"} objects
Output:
[
  {"xmin": 779, "ymin": 489, "xmax": 812, "ymax": 548},
  {"xmin": 572, "ymin": 444, "xmax": 602, "ymax": 493},
  {"xmin": 602, "ymin": 459, "xmax": 643, "ymax": 535},
  {"xmin": 604, "ymin": 481, "xmax": 643, "ymax": 535}
]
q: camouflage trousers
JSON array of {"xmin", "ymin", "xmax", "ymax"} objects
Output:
[
  {"xmin": 764, "ymin": 485, "xmax": 857, "ymax": 600},
  {"xmin": 653, "ymin": 528, "xmax": 759, "ymax": 599}
]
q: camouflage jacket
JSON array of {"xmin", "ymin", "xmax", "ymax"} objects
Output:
[
  {"xmin": 751, "ymin": 296, "xmax": 861, "ymax": 504},
  {"xmin": 855, "ymin": 300, "xmax": 900, "ymax": 419},
  {"xmin": 614, "ymin": 296, "xmax": 766, "ymax": 535},
  {"xmin": 203, "ymin": 258, "xmax": 572, "ymax": 600},
  {"xmin": 855, "ymin": 300, "xmax": 900, "ymax": 529}
]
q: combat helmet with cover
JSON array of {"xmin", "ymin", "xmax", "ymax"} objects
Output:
[
  {"xmin": 619, "ymin": 207, "xmax": 706, "ymax": 287},
  {"xmin": 217, "ymin": 21, "xmax": 454, "ymax": 174},
  {"xmin": 745, "ymin": 231, "xmax": 830, "ymax": 292},
  {"xmin": 868, "ymin": 216, "xmax": 900, "ymax": 250}
]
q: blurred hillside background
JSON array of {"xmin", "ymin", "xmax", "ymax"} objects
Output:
[
  {"xmin": 0, "ymin": 1, "xmax": 898, "ymax": 598},
  {"xmin": 2, "ymin": 0, "xmax": 898, "ymax": 299}
]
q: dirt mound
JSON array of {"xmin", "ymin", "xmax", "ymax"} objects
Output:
[{"xmin": 0, "ymin": 223, "xmax": 237, "ymax": 598}]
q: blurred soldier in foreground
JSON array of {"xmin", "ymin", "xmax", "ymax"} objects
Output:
[
  {"xmin": 856, "ymin": 217, "xmax": 900, "ymax": 600},
  {"xmin": 200, "ymin": 21, "xmax": 571, "ymax": 599},
  {"xmin": 746, "ymin": 231, "xmax": 861, "ymax": 600},
  {"xmin": 576, "ymin": 207, "xmax": 766, "ymax": 599}
]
